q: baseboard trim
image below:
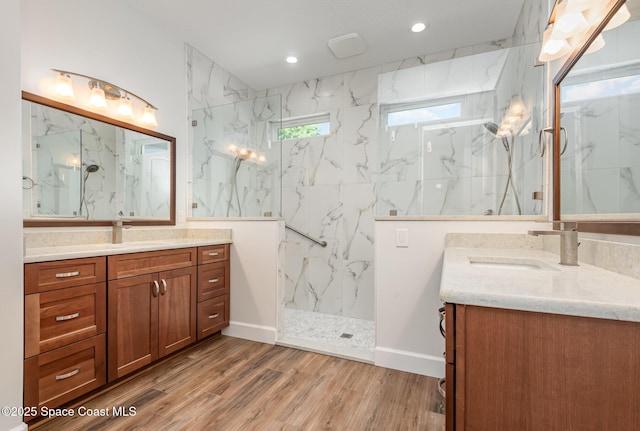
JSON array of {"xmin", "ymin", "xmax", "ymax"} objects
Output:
[
  {"xmin": 375, "ymin": 347, "xmax": 445, "ymax": 378},
  {"xmin": 8, "ymin": 423, "xmax": 28, "ymax": 431},
  {"xmin": 222, "ymin": 321, "xmax": 277, "ymax": 344}
]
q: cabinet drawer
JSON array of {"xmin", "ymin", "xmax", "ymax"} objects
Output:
[
  {"xmin": 24, "ymin": 334, "xmax": 106, "ymax": 421},
  {"xmin": 198, "ymin": 261, "xmax": 230, "ymax": 301},
  {"xmin": 107, "ymin": 248, "xmax": 197, "ymax": 280},
  {"xmin": 25, "ymin": 283, "xmax": 106, "ymax": 358},
  {"xmin": 25, "ymin": 257, "xmax": 106, "ymax": 294},
  {"xmin": 198, "ymin": 244, "xmax": 229, "ymax": 265},
  {"xmin": 197, "ymin": 295, "xmax": 229, "ymax": 340}
]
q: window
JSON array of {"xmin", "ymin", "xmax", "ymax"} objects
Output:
[
  {"xmin": 562, "ymin": 74, "xmax": 640, "ymax": 104},
  {"xmin": 386, "ymin": 102, "xmax": 462, "ymax": 127},
  {"xmin": 276, "ymin": 114, "xmax": 330, "ymax": 141}
]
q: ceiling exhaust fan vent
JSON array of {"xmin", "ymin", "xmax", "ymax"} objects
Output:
[{"xmin": 327, "ymin": 33, "xmax": 366, "ymax": 59}]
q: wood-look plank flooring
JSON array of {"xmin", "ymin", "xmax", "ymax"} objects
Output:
[{"xmin": 34, "ymin": 336, "xmax": 445, "ymax": 431}]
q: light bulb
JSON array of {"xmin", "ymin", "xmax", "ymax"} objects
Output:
[
  {"xmin": 552, "ymin": 1, "xmax": 589, "ymax": 38},
  {"xmin": 89, "ymin": 85, "xmax": 107, "ymax": 109},
  {"xmin": 411, "ymin": 22, "xmax": 426, "ymax": 33},
  {"xmin": 54, "ymin": 73, "xmax": 75, "ymax": 100},
  {"xmin": 604, "ymin": 4, "xmax": 630, "ymax": 31},
  {"xmin": 117, "ymin": 96, "xmax": 134, "ymax": 118},
  {"xmin": 141, "ymin": 106, "xmax": 158, "ymax": 126},
  {"xmin": 538, "ymin": 25, "xmax": 572, "ymax": 62}
]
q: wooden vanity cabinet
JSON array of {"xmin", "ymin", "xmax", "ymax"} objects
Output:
[
  {"xmin": 446, "ymin": 304, "xmax": 640, "ymax": 430},
  {"xmin": 196, "ymin": 244, "xmax": 230, "ymax": 339},
  {"xmin": 107, "ymin": 249, "xmax": 197, "ymax": 382},
  {"xmin": 23, "ymin": 257, "xmax": 107, "ymax": 422}
]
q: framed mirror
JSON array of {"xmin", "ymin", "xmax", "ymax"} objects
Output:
[
  {"xmin": 553, "ymin": 0, "xmax": 640, "ymax": 235},
  {"xmin": 22, "ymin": 92, "xmax": 176, "ymax": 227}
]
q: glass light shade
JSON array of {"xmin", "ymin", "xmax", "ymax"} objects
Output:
[
  {"xmin": 586, "ymin": 34, "xmax": 605, "ymax": 54},
  {"xmin": 604, "ymin": 4, "xmax": 630, "ymax": 31},
  {"xmin": 141, "ymin": 106, "xmax": 158, "ymax": 126},
  {"xmin": 54, "ymin": 73, "xmax": 75, "ymax": 100},
  {"xmin": 89, "ymin": 86, "xmax": 107, "ymax": 109},
  {"xmin": 552, "ymin": 2, "xmax": 589, "ymax": 39},
  {"xmin": 117, "ymin": 97, "xmax": 134, "ymax": 118},
  {"xmin": 566, "ymin": 0, "xmax": 601, "ymax": 12},
  {"xmin": 538, "ymin": 25, "xmax": 572, "ymax": 62}
]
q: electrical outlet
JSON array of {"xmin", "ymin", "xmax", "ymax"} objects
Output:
[{"xmin": 396, "ymin": 228, "xmax": 409, "ymax": 247}]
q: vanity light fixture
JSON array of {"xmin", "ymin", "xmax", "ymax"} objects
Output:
[
  {"xmin": 51, "ymin": 69, "xmax": 159, "ymax": 127},
  {"xmin": 537, "ymin": 0, "xmax": 616, "ymax": 63},
  {"xmin": 585, "ymin": 33, "xmax": 606, "ymax": 53}
]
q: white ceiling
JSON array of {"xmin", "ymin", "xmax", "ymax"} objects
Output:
[{"xmin": 124, "ymin": 0, "xmax": 525, "ymax": 91}]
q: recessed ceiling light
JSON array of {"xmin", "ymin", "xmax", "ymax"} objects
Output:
[
  {"xmin": 411, "ymin": 22, "xmax": 426, "ymax": 33},
  {"xmin": 285, "ymin": 56, "xmax": 298, "ymax": 64}
]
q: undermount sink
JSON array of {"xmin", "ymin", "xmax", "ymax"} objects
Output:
[{"xmin": 468, "ymin": 256, "xmax": 558, "ymax": 271}]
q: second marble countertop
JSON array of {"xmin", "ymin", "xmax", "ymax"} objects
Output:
[{"xmin": 440, "ymin": 247, "xmax": 640, "ymax": 322}]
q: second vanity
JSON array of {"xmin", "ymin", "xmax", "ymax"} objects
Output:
[
  {"xmin": 440, "ymin": 236, "xmax": 640, "ymax": 431},
  {"xmin": 23, "ymin": 230, "xmax": 232, "ymax": 423}
]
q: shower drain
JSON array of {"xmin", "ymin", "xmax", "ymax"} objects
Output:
[{"xmin": 340, "ymin": 333, "xmax": 353, "ymax": 339}]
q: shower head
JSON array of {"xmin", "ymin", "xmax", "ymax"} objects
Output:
[
  {"xmin": 483, "ymin": 122, "xmax": 500, "ymax": 137},
  {"xmin": 85, "ymin": 164, "xmax": 100, "ymax": 173}
]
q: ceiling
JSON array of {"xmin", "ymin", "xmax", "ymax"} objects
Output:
[{"xmin": 124, "ymin": 0, "xmax": 525, "ymax": 91}]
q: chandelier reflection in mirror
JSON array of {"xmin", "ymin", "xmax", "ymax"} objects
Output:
[{"xmin": 51, "ymin": 69, "xmax": 158, "ymax": 127}]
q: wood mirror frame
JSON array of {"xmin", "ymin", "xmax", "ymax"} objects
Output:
[
  {"xmin": 22, "ymin": 91, "xmax": 176, "ymax": 227},
  {"xmin": 552, "ymin": 0, "xmax": 640, "ymax": 235}
]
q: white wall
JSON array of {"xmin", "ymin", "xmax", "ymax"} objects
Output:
[
  {"xmin": 374, "ymin": 219, "xmax": 551, "ymax": 377},
  {"xmin": 21, "ymin": 0, "xmax": 190, "ymax": 224},
  {"xmin": 0, "ymin": 0, "xmax": 26, "ymax": 430},
  {"xmin": 188, "ymin": 220, "xmax": 280, "ymax": 344}
]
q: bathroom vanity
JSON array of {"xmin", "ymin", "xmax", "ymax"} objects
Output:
[
  {"xmin": 440, "ymin": 246, "xmax": 640, "ymax": 431},
  {"xmin": 23, "ymin": 236, "xmax": 231, "ymax": 422}
]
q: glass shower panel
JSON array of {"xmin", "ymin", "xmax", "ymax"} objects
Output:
[
  {"xmin": 191, "ymin": 95, "xmax": 282, "ymax": 217},
  {"xmin": 35, "ymin": 130, "xmax": 82, "ymax": 216},
  {"xmin": 377, "ymin": 43, "xmax": 545, "ymax": 216}
]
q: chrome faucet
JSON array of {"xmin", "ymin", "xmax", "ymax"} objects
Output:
[
  {"xmin": 528, "ymin": 222, "xmax": 579, "ymax": 266},
  {"xmin": 112, "ymin": 220, "xmax": 132, "ymax": 244}
]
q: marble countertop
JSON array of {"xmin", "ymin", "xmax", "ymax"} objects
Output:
[
  {"xmin": 440, "ymin": 247, "xmax": 640, "ymax": 322},
  {"xmin": 24, "ymin": 238, "xmax": 232, "ymax": 263}
]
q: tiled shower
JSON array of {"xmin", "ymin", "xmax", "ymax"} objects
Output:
[{"xmin": 188, "ymin": 37, "xmax": 545, "ymax": 361}]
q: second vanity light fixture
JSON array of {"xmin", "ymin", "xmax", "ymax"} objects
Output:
[
  {"xmin": 52, "ymin": 69, "xmax": 158, "ymax": 127},
  {"xmin": 538, "ymin": 0, "xmax": 630, "ymax": 62}
]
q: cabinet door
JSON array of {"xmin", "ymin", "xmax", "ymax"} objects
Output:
[
  {"xmin": 108, "ymin": 274, "xmax": 158, "ymax": 382},
  {"xmin": 158, "ymin": 267, "xmax": 197, "ymax": 358}
]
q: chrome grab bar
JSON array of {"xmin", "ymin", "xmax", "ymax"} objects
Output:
[{"xmin": 285, "ymin": 224, "xmax": 327, "ymax": 248}]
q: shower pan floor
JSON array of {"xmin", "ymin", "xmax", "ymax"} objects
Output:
[{"xmin": 278, "ymin": 309, "xmax": 374, "ymax": 364}]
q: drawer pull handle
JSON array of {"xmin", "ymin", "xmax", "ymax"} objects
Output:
[
  {"xmin": 208, "ymin": 313, "xmax": 219, "ymax": 319},
  {"xmin": 152, "ymin": 281, "xmax": 160, "ymax": 297},
  {"xmin": 161, "ymin": 279, "xmax": 167, "ymax": 295},
  {"xmin": 55, "ymin": 271, "xmax": 80, "ymax": 278},
  {"xmin": 56, "ymin": 367, "xmax": 81, "ymax": 381},
  {"xmin": 56, "ymin": 312, "xmax": 80, "ymax": 322},
  {"xmin": 208, "ymin": 252, "xmax": 219, "ymax": 256},
  {"xmin": 208, "ymin": 278, "xmax": 219, "ymax": 283}
]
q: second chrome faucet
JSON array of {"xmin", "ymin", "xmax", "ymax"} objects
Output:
[{"xmin": 528, "ymin": 222, "xmax": 579, "ymax": 266}]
